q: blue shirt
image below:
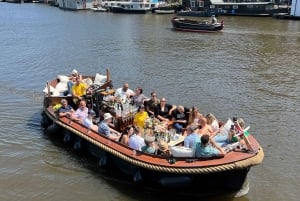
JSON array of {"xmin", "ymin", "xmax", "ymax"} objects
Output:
[
  {"xmin": 83, "ymin": 118, "xmax": 93, "ymax": 129},
  {"xmin": 194, "ymin": 143, "xmax": 220, "ymax": 158},
  {"xmin": 58, "ymin": 105, "xmax": 73, "ymax": 114},
  {"xmin": 141, "ymin": 145, "xmax": 156, "ymax": 155},
  {"xmin": 184, "ymin": 133, "xmax": 200, "ymax": 148},
  {"xmin": 128, "ymin": 134, "xmax": 145, "ymax": 151},
  {"xmin": 98, "ymin": 121, "xmax": 110, "ymax": 137}
]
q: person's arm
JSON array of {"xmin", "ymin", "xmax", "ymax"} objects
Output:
[
  {"xmin": 210, "ymin": 138, "xmax": 226, "ymax": 156},
  {"xmin": 168, "ymin": 104, "xmax": 177, "ymax": 116}
]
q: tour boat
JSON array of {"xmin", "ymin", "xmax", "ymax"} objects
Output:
[
  {"xmin": 171, "ymin": 17, "xmax": 224, "ymax": 33},
  {"xmin": 41, "ymin": 69, "xmax": 264, "ymax": 198}
]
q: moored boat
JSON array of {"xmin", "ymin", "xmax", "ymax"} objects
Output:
[
  {"xmin": 171, "ymin": 17, "xmax": 224, "ymax": 33},
  {"xmin": 91, "ymin": 6, "xmax": 108, "ymax": 12},
  {"xmin": 155, "ymin": 9, "xmax": 175, "ymax": 14},
  {"xmin": 176, "ymin": 10, "xmax": 219, "ymax": 17},
  {"xmin": 103, "ymin": 0, "xmax": 151, "ymax": 14},
  {"xmin": 41, "ymin": 69, "xmax": 264, "ymax": 198}
]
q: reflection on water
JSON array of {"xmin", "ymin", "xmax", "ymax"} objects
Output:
[{"xmin": 0, "ymin": 3, "xmax": 299, "ymax": 201}]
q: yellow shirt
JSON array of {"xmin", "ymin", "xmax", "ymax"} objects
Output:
[
  {"xmin": 134, "ymin": 111, "xmax": 149, "ymax": 129},
  {"xmin": 72, "ymin": 82, "xmax": 87, "ymax": 97}
]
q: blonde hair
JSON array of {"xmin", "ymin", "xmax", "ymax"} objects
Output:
[
  {"xmin": 206, "ymin": 113, "xmax": 217, "ymax": 125},
  {"xmin": 188, "ymin": 106, "xmax": 201, "ymax": 125}
]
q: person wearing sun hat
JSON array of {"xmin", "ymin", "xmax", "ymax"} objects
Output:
[
  {"xmin": 64, "ymin": 69, "xmax": 82, "ymax": 96},
  {"xmin": 98, "ymin": 113, "xmax": 120, "ymax": 141},
  {"xmin": 157, "ymin": 140, "xmax": 170, "ymax": 156},
  {"xmin": 141, "ymin": 135, "xmax": 157, "ymax": 155}
]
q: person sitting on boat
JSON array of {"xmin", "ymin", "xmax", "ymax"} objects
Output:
[
  {"xmin": 197, "ymin": 116, "xmax": 220, "ymax": 137},
  {"xmin": 206, "ymin": 113, "xmax": 219, "ymax": 133},
  {"xmin": 211, "ymin": 15, "xmax": 217, "ymax": 24},
  {"xmin": 73, "ymin": 100, "xmax": 88, "ymax": 124},
  {"xmin": 72, "ymin": 76, "xmax": 87, "ymax": 104},
  {"xmin": 133, "ymin": 105, "xmax": 149, "ymax": 130},
  {"xmin": 145, "ymin": 91, "xmax": 160, "ymax": 117},
  {"xmin": 128, "ymin": 126, "xmax": 145, "ymax": 151},
  {"xmin": 114, "ymin": 83, "xmax": 135, "ymax": 104},
  {"xmin": 187, "ymin": 106, "xmax": 202, "ymax": 126},
  {"xmin": 154, "ymin": 97, "xmax": 176, "ymax": 122},
  {"xmin": 227, "ymin": 117, "xmax": 253, "ymax": 150},
  {"xmin": 119, "ymin": 125, "xmax": 134, "ymax": 146},
  {"xmin": 98, "ymin": 113, "xmax": 120, "ymax": 141},
  {"xmin": 64, "ymin": 69, "xmax": 82, "ymax": 96},
  {"xmin": 184, "ymin": 124, "xmax": 200, "ymax": 148},
  {"xmin": 194, "ymin": 134, "xmax": 226, "ymax": 158},
  {"xmin": 141, "ymin": 135, "xmax": 157, "ymax": 155},
  {"xmin": 83, "ymin": 110, "xmax": 98, "ymax": 132},
  {"xmin": 58, "ymin": 98, "xmax": 75, "ymax": 118},
  {"xmin": 132, "ymin": 87, "xmax": 149, "ymax": 108},
  {"xmin": 171, "ymin": 105, "xmax": 190, "ymax": 134},
  {"xmin": 157, "ymin": 140, "xmax": 170, "ymax": 156}
]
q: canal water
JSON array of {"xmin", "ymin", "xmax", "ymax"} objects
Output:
[{"xmin": 0, "ymin": 2, "xmax": 299, "ymax": 201}]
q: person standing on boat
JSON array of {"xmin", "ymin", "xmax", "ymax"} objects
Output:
[
  {"xmin": 114, "ymin": 83, "xmax": 135, "ymax": 104},
  {"xmin": 211, "ymin": 15, "xmax": 217, "ymax": 24},
  {"xmin": 145, "ymin": 91, "xmax": 160, "ymax": 117},
  {"xmin": 132, "ymin": 87, "xmax": 149, "ymax": 108},
  {"xmin": 194, "ymin": 134, "xmax": 226, "ymax": 158},
  {"xmin": 98, "ymin": 113, "xmax": 120, "ymax": 141}
]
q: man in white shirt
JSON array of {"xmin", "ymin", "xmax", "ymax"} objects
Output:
[{"xmin": 114, "ymin": 83, "xmax": 135, "ymax": 103}]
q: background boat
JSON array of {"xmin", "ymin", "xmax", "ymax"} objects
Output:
[
  {"xmin": 155, "ymin": 9, "xmax": 175, "ymax": 14},
  {"xmin": 171, "ymin": 17, "xmax": 224, "ymax": 33}
]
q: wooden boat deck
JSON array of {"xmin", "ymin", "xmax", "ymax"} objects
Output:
[{"xmin": 45, "ymin": 104, "xmax": 263, "ymax": 172}]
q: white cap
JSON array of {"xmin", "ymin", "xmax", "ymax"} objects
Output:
[
  {"xmin": 72, "ymin": 69, "xmax": 78, "ymax": 75},
  {"xmin": 103, "ymin": 113, "xmax": 112, "ymax": 120}
]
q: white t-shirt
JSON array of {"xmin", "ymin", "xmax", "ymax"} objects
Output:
[{"xmin": 115, "ymin": 87, "xmax": 134, "ymax": 103}]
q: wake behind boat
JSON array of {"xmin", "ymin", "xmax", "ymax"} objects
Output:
[
  {"xmin": 171, "ymin": 16, "xmax": 224, "ymax": 33},
  {"xmin": 41, "ymin": 69, "xmax": 263, "ymax": 198}
]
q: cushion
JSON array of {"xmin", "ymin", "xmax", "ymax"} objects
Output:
[
  {"xmin": 57, "ymin": 75, "xmax": 70, "ymax": 83},
  {"xmin": 82, "ymin": 78, "xmax": 93, "ymax": 86},
  {"xmin": 170, "ymin": 146, "xmax": 195, "ymax": 158},
  {"xmin": 93, "ymin": 73, "xmax": 107, "ymax": 86},
  {"xmin": 218, "ymin": 118, "xmax": 234, "ymax": 136},
  {"xmin": 55, "ymin": 81, "xmax": 68, "ymax": 93},
  {"xmin": 43, "ymin": 85, "xmax": 55, "ymax": 94}
]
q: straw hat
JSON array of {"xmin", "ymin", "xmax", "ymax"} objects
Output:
[{"xmin": 158, "ymin": 141, "xmax": 169, "ymax": 152}]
